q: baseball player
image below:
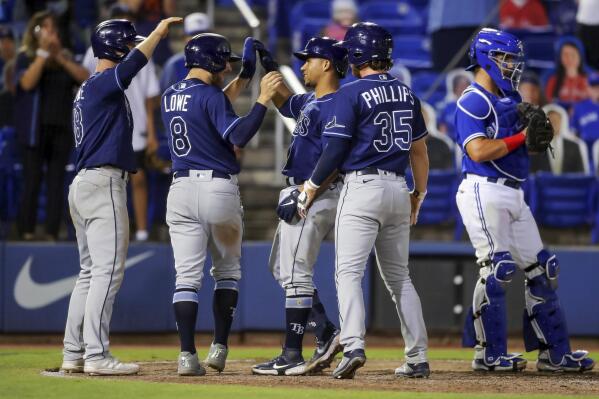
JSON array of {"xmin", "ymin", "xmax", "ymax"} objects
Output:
[
  {"xmin": 161, "ymin": 33, "xmax": 281, "ymax": 376},
  {"xmin": 61, "ymin": 17, "xmax": 181, "ymax": 375},
  {"xmin": 251, "ymin": 37, "xmax": 348, "ymax": 376},
  {"xmin": 298, "ymin": 22, "xmax": 430, "ymax": 379},
  {"xmin": 456, "ymin": 28, "xmax": 595, "ymax": 372}
]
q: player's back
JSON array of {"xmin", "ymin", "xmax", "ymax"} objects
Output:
[
  {"xmin": 161, "ymin": 78, "xmax": 239, "ymax": 175},
  {"xmin": 323, "ymin": 73, "xmax": 427, "ymax": 174}
]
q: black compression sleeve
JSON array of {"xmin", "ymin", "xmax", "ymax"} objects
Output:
[{"xmin": 310, "ymin": 137, "xmax": 350, "ymax": 186}]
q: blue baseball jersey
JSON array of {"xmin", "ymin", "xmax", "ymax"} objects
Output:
[
  {"xmin": 279, "ymin": 92, "xmax": 335, "ymax": 180},
  {"xmin": 571, "ymin": 99, "xmax": 599, "ymax": 149},
  {"xmin": 73, "ymin": 50, "xmax": 147, "ymax": 172},
  {"xmin": 161, "ymin": 78, "xmax": 240, "ymax": 174},
  {"xmin": 455, "ymin": 82, "xmax": 528, "ymax": 181},
  {"xmin": 322, "ymin": 73, "xmax": 427, "ymax": 174}
]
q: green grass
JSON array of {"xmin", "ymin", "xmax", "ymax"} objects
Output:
[{"xmin": 0, "ymin": 347, "xmax": 596, "ymax": 399}]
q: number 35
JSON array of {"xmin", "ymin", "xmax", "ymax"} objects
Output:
[{"xmin": 373, "ymin": 110, "xmax": 412, "ymax": 153}]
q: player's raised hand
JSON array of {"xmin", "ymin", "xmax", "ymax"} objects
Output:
[
  {"xmin": 239, "ymin": 37, "xmax": 256, "ymax": 80},
  {"xmin": 253, "ymin": 40, "xmax": 279, "ymax": 72},
  {"xmin": 154, "ymin": 17, "xmax": 183, "ymax": 38},
  {"xmin": 257, "ymin": 71, "xmax": 283, "ymax": 104}
]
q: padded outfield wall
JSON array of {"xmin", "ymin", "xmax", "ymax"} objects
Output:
[{"xmin": 0, "ymin": 241, "xmax": 597, "ymax": 335}]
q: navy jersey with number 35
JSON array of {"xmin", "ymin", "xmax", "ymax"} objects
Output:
[
  {"xmin": 161, "ymin": 78, "xmax": 240, "ymax": 174},
  {"xmin": 323, "ymin": 73, "xmax": 427, "ymax": 173}
]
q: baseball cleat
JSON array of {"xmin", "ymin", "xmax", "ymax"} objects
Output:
[
  {"xmin": 84, "ymin": 355, "xmax": 140, "ymax": 376},
  {"xmin": 251, "ymin": 349, "xmax": 306, "ymax": 376},
  {"xmin": 304, "ymin": 329, "xmax": 342, "ymax": 374},
  {"xmin": 537, "ymin": 350, "xmax": 595, "ymax": 372},
  {"xmin": 472, "ymin": 353, "xmax": 527, "ymax": 372},
  {"xmin": 395, "ymin": 361, "xmax": 430, "ymax": 378},
  {"xmin": 61, "ymin": 358, "xmax": 84, "ymax": 373},
  {"xmin": 177, "ymin": 351, "xmax": 206, "ymax": 376},
  {"xmin": 332, "ymin": 349, "xmax": 366, "ymax": 379},
  {"xmin": 204, "ymin": 343, "xmax": 228, "ymax": 372}
]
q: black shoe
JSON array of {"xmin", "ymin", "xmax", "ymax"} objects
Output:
[
  {"xmin": 332, "ymin": 349, "xmax": 366, "ymax": 379},
  {"xmin": 251, "ymin": 349, "xmax": 306, "ymax": 376},
  {"xmin": 304, "ymin": 329, "xmax": 342, "ymax": 374}
]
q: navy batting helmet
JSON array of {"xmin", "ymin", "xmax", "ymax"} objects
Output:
[
  {"xmin": 293, "ymin": 37, "xmax": 349, "ymax": 78},
  {"xmin": 184, "ymin": 33, "xmax": 241, "ymax": 72},
  {"xmin": 91, "ymin": 19, "xmax": 145, "ymax": 62},
  {"xmin": 336, "ymin": 22, "xmax": 393, "ymax": 66}
]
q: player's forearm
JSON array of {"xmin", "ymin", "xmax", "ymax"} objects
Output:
[
  {"xmin": 310, "ymin": 137, "xmax": 350, "ymax": 186},
  {"xmin": 465, "ymin": 137, "xmax": 511, "ymax": 162},
  {"xmin": 136, "ymin": 30, "xmax": 163, "ymax": 60},
  {"xmin": 226, "ymin": 103, "xmax": 267, "ymax": 147},
  {"xmin": 19, "ymin": 56, "xmax": 47, "ymax": 91},
  {"xmin": 272, "ymin": 83, "xmax": 293, "ymax": 109},
  {"xmin": 224, "ymin": 77, "xmax": 249, "ymax": 102},
  {"xmin": 409, "ymin": 141, "xmax": 429, "ymax": 193}
]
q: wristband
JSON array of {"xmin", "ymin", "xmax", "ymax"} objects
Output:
[
  {"xmin": 411, "ymin": 189, "xmax": 427, "ymax": 201},
  {"xmin": 502, "ymin": 132, "xmax": 526, "ymax": 152},
  {"xmin": 305, "ymin": 179, "xmax": 320, "ymax": 190},
  {"xmin": 36, "ymin": 48, "xmax": 50, "ymax": 59}
]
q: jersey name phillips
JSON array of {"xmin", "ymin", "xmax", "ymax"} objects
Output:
[
  {"xmin": 360, "ymin": 84, "xmax": 414, "ymax": 109},
  {"xmin": 164, "ymin": 94, "xmax": 192, "ymax": 112}
]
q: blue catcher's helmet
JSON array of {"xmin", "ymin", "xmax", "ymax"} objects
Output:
[
  {"xmin": 184, "ymin": 33, "xmax": 241, "ymax": 72},
  {"xmin": 293, "ymin": 37, "xmax": 349, "ymax": 78},
  {"xmin": 467, "ymin": 28, "xmax": 525, "ymax": 93},
  {"xmin": 91, "ymin": 19, "xmax": 145, "ymax": 62},
  {"xmin": 336, "ymin": 22, "xmax": 393, "ymax": 67}
]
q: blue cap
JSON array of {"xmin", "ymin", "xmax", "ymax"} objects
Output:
[{"xmin": 293, "ymin": 37, "xmax": 348, "ymax": 77}]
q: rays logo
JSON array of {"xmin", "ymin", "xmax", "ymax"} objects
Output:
[
  {"xmin": 290, "ymin": 323, "xmax": 305, "ymax": 335},
  {"xmin": 294, "ymin": 113, "xmax": 310, "ymax": 137}
]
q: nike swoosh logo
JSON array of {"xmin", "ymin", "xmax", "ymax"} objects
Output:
[
  {"xmin": 14, "ymin": 250, "xmax": 155, "ymax": 310},
  {"xmin": 280, "ymin": 199, "xmax": 296, "ymax": 206},
  {"xmin": 273, "ymin": 364, "xmax": 293, "ymax": 370}
]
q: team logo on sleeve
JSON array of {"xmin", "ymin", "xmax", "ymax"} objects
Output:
[{"xmin": 325, "ymin": 116, "xmax": 346, "ymax": 130}]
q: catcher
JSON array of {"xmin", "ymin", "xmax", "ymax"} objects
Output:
[{"xmin": 455, "ymin": 28, "xmax": 594, "ymax": 372}]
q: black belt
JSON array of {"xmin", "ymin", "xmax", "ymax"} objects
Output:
[
  {"xmin": 355, "ymin": 167, "xmax": 404, "ymax": 177},
  {"xmin": 173, "ymin": 170, "xmax": 231, "ymax": 180},
  {"xmin": 464, "ymin": 174, "xmax": 521, "ymax": 189},
  {"xmin": 88, "ymin": 166, "xmax": 127, "ymax": 179}
]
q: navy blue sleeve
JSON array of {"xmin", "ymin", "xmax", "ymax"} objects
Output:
[
  {"xmin": 322, "ymin": 90, "xmax": 356, "ymax": 140},
  {"xmin": 310, "ymin": 136, "xmax": 350, "ymax": 185},
  {"xmin": 114, "ymin": 49, "xmax": 148, "ymax": 90},
  {"xmin": 226, "ymin": 103, "xmax": 268, "ymax": 147},
  {"xmin": 278, "ymin": 94, "xmax": 309, "ymax": 119}
]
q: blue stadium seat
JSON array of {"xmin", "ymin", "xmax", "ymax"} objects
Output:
[
  {"xmin": 360, "ymin": 1, "xmax": 426, "ymax": 35},
  {"xmin": 411, "ymin": 71, "xmax": 446, "ymax": 107},
  {"xmin": 406, "ymin": 170, "xmax": 458, "ymax": 225},
  {"xmin": 392, "ymin": 35, "xmax": 432, "ymax": 69},
  {"xmin": 290, "ymin": 0, "xmax": 332, "ymax": 24},
  {"xmin": 530, "ymin": 172, "xmax": 596, "ymax": 229}
]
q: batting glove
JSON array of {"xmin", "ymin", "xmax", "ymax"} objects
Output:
[
  {"xmin": 239, "ymin": 37, "xmax": 256, "ymax": 80},
  {"xmin": 253, "ymin": 39, "xmax": 279, "ymax": 72},
  {"xmin": 276, "ymin": 189, "xmax": 300, "ymax": 223}
]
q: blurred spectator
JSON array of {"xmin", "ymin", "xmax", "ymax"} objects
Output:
[
  {"xmin": 15, "ymin": 10, "xmax": 88, "ymax": 240},
  {"xmin": 421, "ymin": 101, "xmax": 456, "ymax": 170},
  {"xmin": 571, "ymin": 72, "xmax": 599, "ymax": 158},
  {"xmin": 576, "ymin": 0, "xmax": 599, "ymax": 70},
  {"xmin": 499, "ymin": 0, "xmax": 549, "ymax": 30},
  {"xmin": 0, "ymin": 25, "xmax": 15, "ymax": 91},
  {"xmin": 321, "ymin": 0, "xmax": 358, "ymax": 41},
  {"xmin": 388, "ymin": 62, "xmax": 411, "ymax": 88},
  {"xmin": 160, "ymin": 12, "xmax": 211, "ymax": 92},
  {"xmin": 518, "ymin": 71, "xmax": 546, "ymax": 106},
  {"xmin": 427, "ymin": 0, "xmax": 497, "ymax": 71},
  {"xmin": 0, "ymin": 58, "xmax": 15, "ymax": 127},
  {"xmin": 438, "ymin": 69, "xmax": 473, "ymax": 142},
  {"xmin": 82, "ymin": 3, "xmax": 160, "ymax": 242},
  {"xmin": 530, "ymin": 103, "xmax": 589, "ymax": 174},
  {"xmin": 545, "ymin": 37, "xmax": 590, "ymax": 109}
]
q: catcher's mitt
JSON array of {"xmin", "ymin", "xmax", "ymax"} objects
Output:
[{"xmin": 517, "ymin": 102, "xmax": 554, "ymax": 153}]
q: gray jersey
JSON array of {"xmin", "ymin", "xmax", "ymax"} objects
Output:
[
  {"xmin": 335, "ymin": 171, "xmax": 428, "ymax": 363},
  {"xmin": 269, "ymin": 183, "xmax": 341, "ymax": 296},
  {"xmin": 166, "ymin": 171, "xmax": 243, "ymax": 290},
  {"xmin": 63, "ymin": 166, "xmax": 130, "ymax": 360}
]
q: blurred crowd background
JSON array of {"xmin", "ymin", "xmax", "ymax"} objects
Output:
[{"xmin": 1, "ymin": 0, "xmax": 599, "ymax": 245}]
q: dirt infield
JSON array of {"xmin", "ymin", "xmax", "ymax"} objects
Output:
[{"xmin": 85, "ymin": 358, "xmax": 599, "ymax": 396}]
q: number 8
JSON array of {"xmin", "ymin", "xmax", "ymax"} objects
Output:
[{"xmin": 170, "ymin": 116, "xmax": 191, "ymax": 157}]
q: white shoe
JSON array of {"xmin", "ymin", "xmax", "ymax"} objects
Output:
[
  {"xmin": 84, "ymin": 356, "xmax": 140, "ymax": 376},
  {"xmin": 178, "ymin": 351, "xmax": 206, "ymax": 376},
  {"xmin": 205, "ymin": 343, "xmax": 228, "ymax": 372},
  {"xmin": 61, "ymin": 358, "xmax": 84, "ymax": 373}
]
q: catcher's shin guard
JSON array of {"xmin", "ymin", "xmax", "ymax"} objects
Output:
[
  {"xmin": 523, "ymin": 250, "xmax": 571, "ymax": 363},
  {"xmin": 465, "ymin": 252, "xmax": 517, "ymax": 366}
]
